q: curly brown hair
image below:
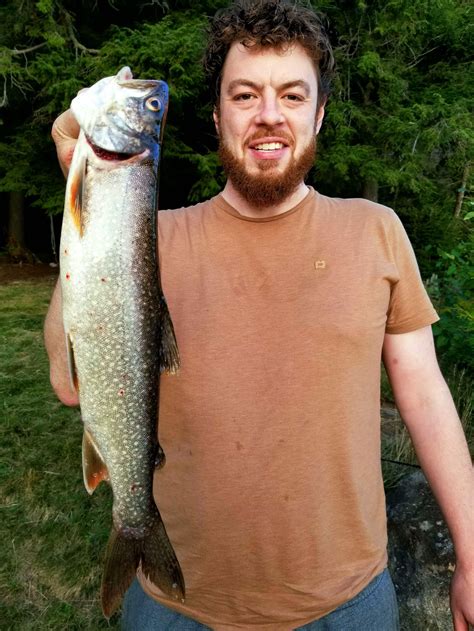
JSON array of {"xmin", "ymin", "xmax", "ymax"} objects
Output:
[{"xmin": 203, "ymin": 0, "xmax": 335, "ymax": 109}]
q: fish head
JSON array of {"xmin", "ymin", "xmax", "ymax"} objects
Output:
[{"xmin": 71, "ymin": 67, "xmax": 169, "ymax": 159}]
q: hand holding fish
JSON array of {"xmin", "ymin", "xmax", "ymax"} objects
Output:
[{"xmin": 51, "ymin": 107, "xmax": 80, "ymax": 177}]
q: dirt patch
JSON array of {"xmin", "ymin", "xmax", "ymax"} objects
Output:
[{"xmin": 0, "ymin": 263, "xmax": 59, "ymax": 284}]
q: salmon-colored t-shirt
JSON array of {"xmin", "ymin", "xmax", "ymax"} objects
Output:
[{"xmin": 138, "ymin": 188, "xmax": 439, "ymax": 630}]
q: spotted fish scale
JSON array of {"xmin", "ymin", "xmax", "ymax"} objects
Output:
[{"xmin": 59, "ymin": 67, "xmax": 184, "ymax": 618}]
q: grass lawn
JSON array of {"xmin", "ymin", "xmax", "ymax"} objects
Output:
[{"xmin": 0, "ymin": 278, "xmax": 119, "ymax": 629}]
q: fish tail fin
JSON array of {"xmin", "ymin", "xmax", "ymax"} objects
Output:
[
  {"xmin": 100, "ymin": 510, "xmax": 185, "ymax": 619},
  {"xmin": 101, "ymin": 526, "xmax": 142, "ymax": 619},
  {"xmin": 158, "ymin": 294, "xmax": 180, "ymax": 374},
  {"xmin": 141, "ymin": 509, "xmax": 185, "ymax": 601}
]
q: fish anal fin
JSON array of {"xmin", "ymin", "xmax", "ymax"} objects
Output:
[
  {"xmin": 82, "ymin": 429, "xmax": 109, "ymax": 494},
  {"xmin": 66, "ymin": 333, "xmax": 79, "ymax": 393},
  {"xmin": 158, "ymin": 294, "xmax": 180, "ymax": 374},
  {"xmin": 155, "ymin": 443, "xmax": 166, "ymax": 470}
]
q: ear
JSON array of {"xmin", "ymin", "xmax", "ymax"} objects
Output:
[
  {"xmin": 213, "ymin": 107, "xmax": 219, "ymax": 134},
  {"xmin": 315, "ymin": 101, "xmax": 326, "ymax": 135}
]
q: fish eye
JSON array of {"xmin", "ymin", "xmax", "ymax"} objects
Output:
[{"xmin": 146, "ymin": 97, "xmax": 161, "ymax": 112}]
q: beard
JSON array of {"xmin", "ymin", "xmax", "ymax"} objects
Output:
[{"xmin": 218, "ymin": 128, "xmax": 317, "ymax": 208}]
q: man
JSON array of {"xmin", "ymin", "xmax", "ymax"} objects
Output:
[{"xmin": 45, "ymin": 1, "xmax": 473, "ymax": 629}]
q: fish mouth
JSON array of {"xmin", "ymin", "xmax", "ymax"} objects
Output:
[{"xmin": 86, "ymin": 138, "xmax": 146, "ymax": 162}]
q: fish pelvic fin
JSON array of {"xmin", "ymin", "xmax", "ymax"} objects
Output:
[
  {"xmin": 66, "ymin": 333, "xmax": 79, "ymax": 393},
  {"xmin": 82, "ymin": 429, "xmax": 109, "ymax": 494},
  {"xmin": 158, "ymin": 294, "xmax": 180, "ymax": 374},
  {"xmin": 101, "ymin": 509, "xmax": 185, "ymax": 619}
]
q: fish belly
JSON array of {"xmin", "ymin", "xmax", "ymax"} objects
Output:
[{"xmin": 61, "ymin": 150, "xmax": 160, "ymax": 527}]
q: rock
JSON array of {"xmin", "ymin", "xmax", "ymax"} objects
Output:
[{"xmin": 386, "ymin": 470, "xmax": 455, "ymax": 630}]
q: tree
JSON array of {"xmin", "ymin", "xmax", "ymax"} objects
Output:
[
  {"xmin": 311, "ymin": 0, "xmax": 473, "ymax": 274},
  {"xmin": 0, "ymin": 0, "xmax": 472, "ymax": 271},
  {"xmin": 0, "ymin": 0, "xmax": 226, "ymax": 257}
]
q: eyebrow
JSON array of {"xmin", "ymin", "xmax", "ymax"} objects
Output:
[{"xmin": 226, "ymin": 79, "xmax": 312, "ymax": 96}]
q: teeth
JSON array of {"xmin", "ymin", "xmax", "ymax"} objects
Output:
[{"xmin": 254, "ymin": 142, "xmax": 284, "ymax": 151}]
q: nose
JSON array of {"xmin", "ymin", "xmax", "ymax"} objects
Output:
[{"xmin": 254, "ymin": 93, "xmax": 284, "ymax": 126}]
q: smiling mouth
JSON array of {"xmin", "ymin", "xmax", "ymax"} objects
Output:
[{"xmin": 253, "ymin": 142, "xmax": 285, "ymax": 151}]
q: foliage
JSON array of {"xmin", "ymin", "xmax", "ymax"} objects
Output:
[
  {"xmin": 1, "ymin": 1, "xmax": 472, "ymax": 222},
  {"xmin": 312, "ymin": 0, "xmax": 474, "ymax": 275},
  {"xmin": 425, "ymin": 211, "xmax": 474, "ymax": 371},
  {"xmin": 0, "ymin": 2, "xmax": 220, "ymax": 211}
]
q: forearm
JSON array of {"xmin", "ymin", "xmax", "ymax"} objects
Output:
[
  {"xmin": 44, "ymin": 279, "xmax": 79, "ymax": 406},
  {"xmin": 397, "ymin": 380, "xmax": 474, "ymax": 567}
]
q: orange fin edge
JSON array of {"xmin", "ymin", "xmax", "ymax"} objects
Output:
[
  {"xmin": 82, "ymin": 428, "xmax": 109, "ymax": 494},
  {"xmin": 68, "ymin": 155, "xmax": 87, "ymax": 236}
]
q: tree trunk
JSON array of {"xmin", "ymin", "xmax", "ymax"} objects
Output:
[
  {"xmin": 362, "ymin": 177, "xmax": 379, "ymax": 203},
  {"xmin": 7, "ymin": 191, "xmax": 36, "ymax": 262},
  {"xmin": 8, "ymin": 191, "xmax": 26, "ymax": 250},
  {"xmin": 454, "ymin": 163, "xmax": 470, "ymax": 218}
]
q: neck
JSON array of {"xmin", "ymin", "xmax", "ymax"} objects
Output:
[{"xmin": 220, "ymin": 180, "xmax": 309, "ymax": 218}]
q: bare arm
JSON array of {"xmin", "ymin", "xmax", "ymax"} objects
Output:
[
  {"xmin": 44, "ymin": 279, "xmax": 79, "ymax": 407},
  {"xmin": 45, "ymin": 107, "xmax": 82, "ymax": 405},
  {"xmin": 383, "ymin": 326, "xmax": 474, "ymax": 631}
]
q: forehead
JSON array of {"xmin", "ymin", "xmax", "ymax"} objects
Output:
[{"xmin": 221, "ymin": 42, "xmax": 318, "ymax": 92}]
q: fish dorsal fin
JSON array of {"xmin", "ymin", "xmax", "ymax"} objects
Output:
[
  {"xmin": 158, "ymin": 294, "xmax": 180, "ymax": 374},
  {"xmin": 66, "ymin": 333, "xmax": 79, "ymax": 393},
  {"xmin": 68, "ymin": 154, "xmax": 87, "ymax": 237},
  {"xmin": 82, "ymin": 429, "xmax": 109, "ymax": 495}
]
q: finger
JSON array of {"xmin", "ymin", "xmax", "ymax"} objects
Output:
[{"xmin": 452, "ymin": 611, "xmax": 468, "ymax": 631}]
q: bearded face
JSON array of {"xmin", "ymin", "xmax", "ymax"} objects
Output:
[
  {"xmin": 218, "ymin": 125, "xmax": 317, "ymax": 208},
  {"xmin": 213, "ymin": 42, "xmax": 325, "ymax": 211}
]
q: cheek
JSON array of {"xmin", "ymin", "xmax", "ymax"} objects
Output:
[{"xmin": 221, "ymin": 119, "xmax": 246, "ymax": 148}]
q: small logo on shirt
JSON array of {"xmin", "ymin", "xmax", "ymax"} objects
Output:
[{"xmin": 314, "ymin": 260, "xmax": 326, "ymax": 270}]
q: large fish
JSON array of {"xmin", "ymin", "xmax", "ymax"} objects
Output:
[{"xmin": 59, "ymin": 67, "xmax": 185, "ymax": 618}]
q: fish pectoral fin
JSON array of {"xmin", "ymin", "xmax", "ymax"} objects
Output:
[
  {"xmin": 158, "ymin": 294, "xmax": 180, "ymax": 374},
  {"xmin": 66, "ymin": 333, "xmax": 79, "ymax": 393},
  {"xmin": 69, "ymin": 152, "xmax": 87, "ymax": 237},
  {"xmin": 82, "ymin": 429, "xmax": 109, "ymax": 494}
]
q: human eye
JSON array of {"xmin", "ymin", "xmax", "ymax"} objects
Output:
[
  {"xmin": 233, "ymin": 92, "xmax": 256, "ymax": 102},
  {"xmin": 283, "ymin": 93, "xmax": 305, "ymax": 102}
]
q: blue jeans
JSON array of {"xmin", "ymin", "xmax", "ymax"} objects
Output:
[{"xmin": 122, "ymin": 568, "xmax": 400, "ymax": 630}]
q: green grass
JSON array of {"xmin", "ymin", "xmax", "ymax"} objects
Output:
[{"xmin": 0, "ymin": 279, "xmax": 119, "ymax": 629}]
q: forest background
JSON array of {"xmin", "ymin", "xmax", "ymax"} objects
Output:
[{"xmin": 0, "ymin": 0, "xmax": 473, "ymax": 371}]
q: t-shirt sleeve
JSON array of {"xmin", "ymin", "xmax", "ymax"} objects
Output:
[{"xmin": 385, "ymin": 213, "xmax": 439, "ymax": 334}]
